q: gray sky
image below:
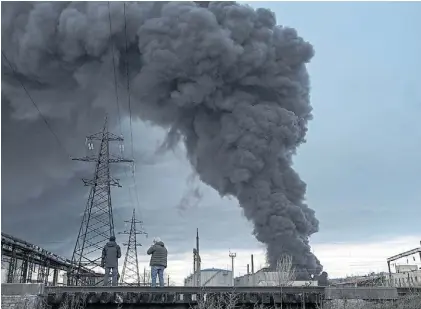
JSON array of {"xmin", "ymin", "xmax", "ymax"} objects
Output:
[
  {"xmin": 257, "ymin": 1, "xmax": 421, "ymax": 244},
  {"xmin": 2, "ymin": 1, "xmax": 420, "ymax": 283}
]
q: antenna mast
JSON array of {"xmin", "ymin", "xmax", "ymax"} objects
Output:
[{"xmin": 68, "ymin": 116, "xmax": 133, "ymax": 286}]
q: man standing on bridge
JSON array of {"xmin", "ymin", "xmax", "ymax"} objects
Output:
[
  {"xmin": 147, "ymin": 237, "xmax": 168, "ymax": 287},
  {"xmin": 101, "ymin": 235, "xmax": 121, "ymax": 286}
]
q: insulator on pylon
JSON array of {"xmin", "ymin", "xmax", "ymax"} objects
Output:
[{"xmin": 88, "ymin": 142, "xmax": 94, "ymax": 150}]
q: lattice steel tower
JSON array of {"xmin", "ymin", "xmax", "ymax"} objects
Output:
[
  {"xmin": 68, "ymin": 116, "xmax": 133, "ymax": 286},
  {"xmin": 119, "ymin": 209, "xmax": 147, "ymax": 285}
]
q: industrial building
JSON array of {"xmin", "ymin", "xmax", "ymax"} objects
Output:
[
  {"xmin": 184, "ymin": 268, "xmax": 232, "ymax": 287},
  {"xmin": 390, "ymin": 267, "xmax": 421, "ymax": 287},
  {"xmin": 234, "ymin": 267, "xmax": 318, "ymax": 287},
  {"xmin": 184, "ymin": 233, "xmax": 319, "ymax": 287},
  {"xmin": 387, "ymin": 241, "xmax": 421, "ymax": 287},
  {"xmin": 184, "ymin": 266, "xmax": 318, "ymax": 287}
]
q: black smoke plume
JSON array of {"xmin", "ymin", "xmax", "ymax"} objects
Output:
[{"xmin": 1, "ymin": 1, "xmax": 322, "ymax": 278}]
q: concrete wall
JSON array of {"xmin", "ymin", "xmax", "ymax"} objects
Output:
[
  {"xmin": 325, "ymin": 287, "xmax": 398, "ymax": 300},
  {"xmin": 390, "ymin": 270, "xmax": 421, "ymax": 287},
  {"xmin": 1, "ymin": 284, "xmax": 44, "ymax": 309}
]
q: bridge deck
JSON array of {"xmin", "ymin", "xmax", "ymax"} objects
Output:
[
  {"xmin": 46, "ymin": 286, "xmax": 324, "ymax": 306},
  {"xmin": 3, "ymin": 284, "xmax": 420, "ymax": 308},
  {"xmin": 43, "ymin": 286, "xmax": 420, "ymax": 304}
]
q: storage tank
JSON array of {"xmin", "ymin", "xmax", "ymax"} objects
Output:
[{"xmin": 184, "ymin": 268, "xmax": 232, "ymax": 287}]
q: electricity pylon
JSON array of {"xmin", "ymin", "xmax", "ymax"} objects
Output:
[
  {"xmin": 119, "ymin": 209, "xmax": 147, "ymax": 285},
  {"xmin": 68, "ymin": 116, "xmax": 133, "ymax": 286}
]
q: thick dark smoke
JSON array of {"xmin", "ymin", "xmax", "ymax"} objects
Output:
[{"xmin": 2, "ymin": 1, "xmax": 322, "ymax": 277}]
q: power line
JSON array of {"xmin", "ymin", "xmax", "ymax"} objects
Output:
[
  {"xmin": 123, "ymin": 2, "xmax": 135, "ymax": 161},
  {"xmin": 106, "ymin": 1, "xmax": 141, "ymax": 225},
  {"xmin": 107, "ymin": 1, "xmax": 122, "ymax": 135},
  {"xmin": 1, "ymin": 50, "xmax": 71, "ymax": 160},
  {"xmin": 122, "ymin": 1, "xmax": 145, "ymax": 223}
]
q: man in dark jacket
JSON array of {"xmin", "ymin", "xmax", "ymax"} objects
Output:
[
  {"xmin": 147, "ymin": 237, "xmax": 168, "ymax": 287},
  {"xmin": 101, "ymin": 235, "xmax": 121, "ymax": 286}
]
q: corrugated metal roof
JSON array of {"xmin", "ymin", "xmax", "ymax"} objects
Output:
[{"xmin": 201, "ymin": 268, "xmax": 231, "ymax": 272}]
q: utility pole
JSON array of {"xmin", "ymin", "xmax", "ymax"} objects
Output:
[
  {"xmin": 68, "ymin": 116, "xmax": 133, "ymax": 286},
  {"xmin": 229, "ymin": 251, "xmax": 236, "ymax": 287},
  {"xmin": 119, "ymin": 209, "xmax": 147, "ymax": 286}
]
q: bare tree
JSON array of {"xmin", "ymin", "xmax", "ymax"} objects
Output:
[{"xmin": 275, "ymin": 254, "xmax": 296, "ymax": 287}]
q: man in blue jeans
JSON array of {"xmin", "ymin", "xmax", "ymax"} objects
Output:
[{"xmin": 147, "ymin": 237, "xmax": 168, "ymax": 287}]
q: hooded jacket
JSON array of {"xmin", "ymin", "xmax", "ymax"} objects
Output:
[
  {"xmin": 147, "ymin": 241, "xmax": 167, "ymax": 267},
  {"xmin": 102, "ymin": 241, "xmax": 121, "ymax": 268}
]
